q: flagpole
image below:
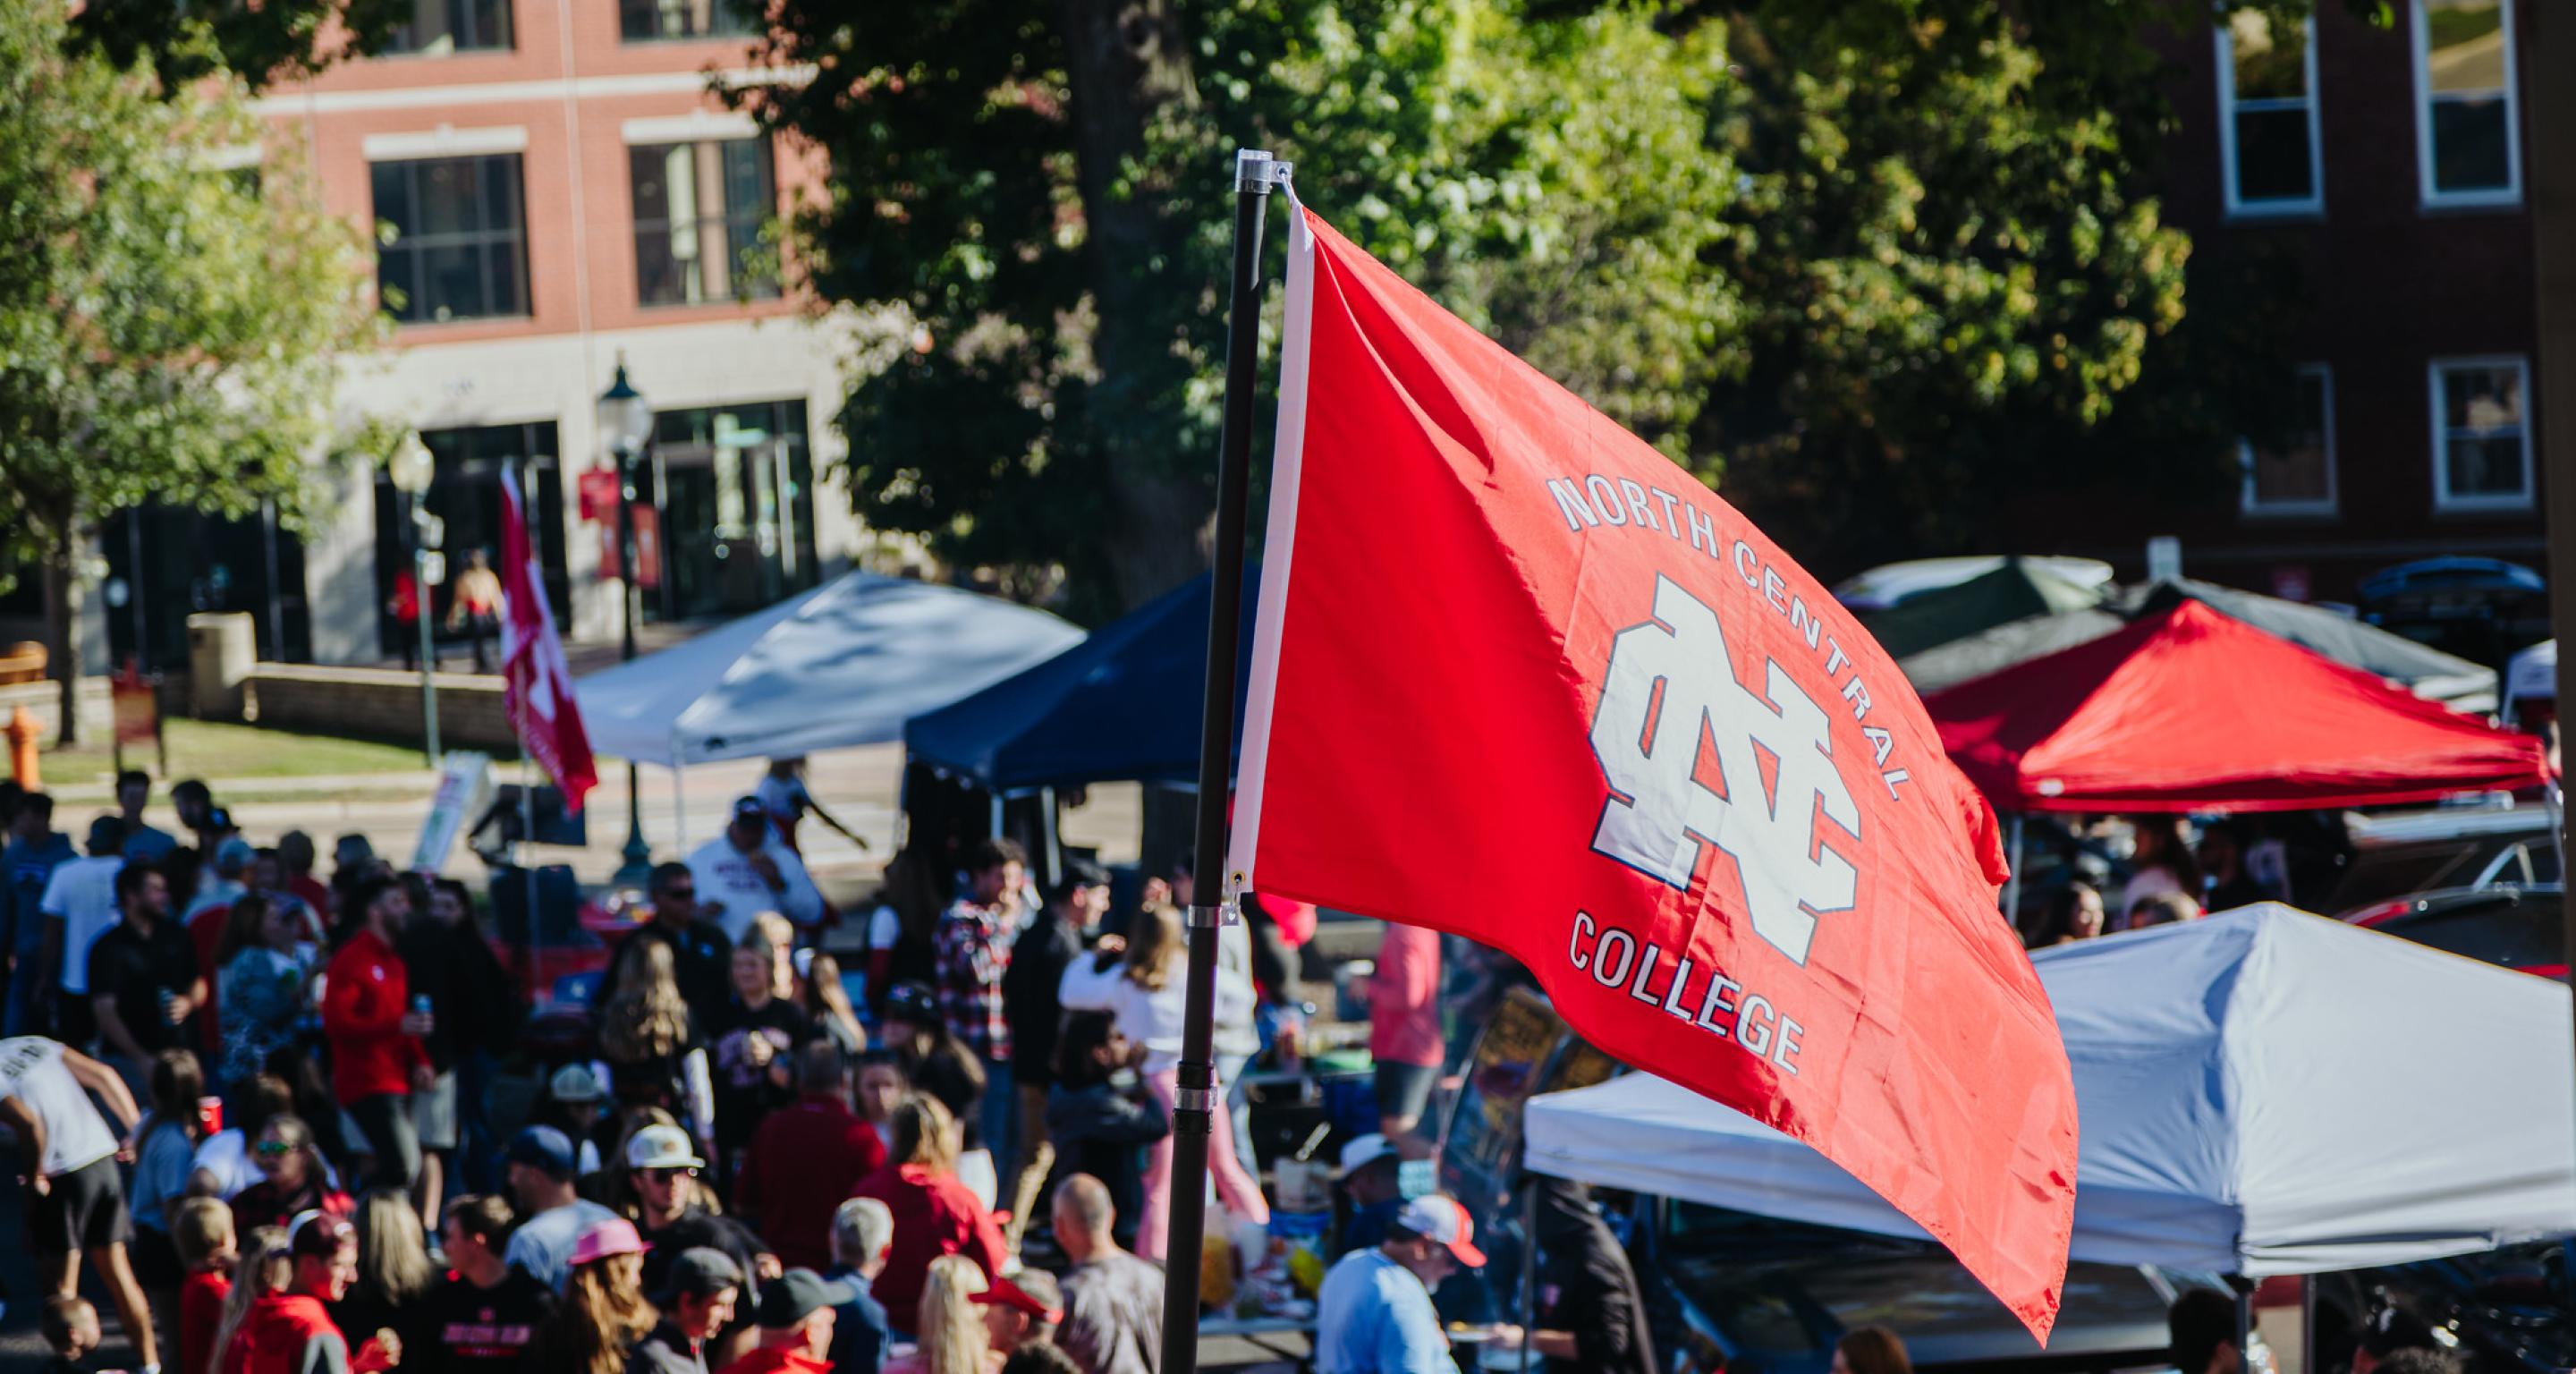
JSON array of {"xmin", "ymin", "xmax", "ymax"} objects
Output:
[{"xmin": 1159, "ymin": 146, "xmax": 1284, "ymax": 1374}]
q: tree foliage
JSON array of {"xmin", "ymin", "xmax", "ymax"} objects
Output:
[
  {"xmin": 1665, "ymin": 0, "xmax": 2310, "ymax": 573},
  {"xmin": 0, "ymin": 5, "xmax": 386, "ymax": 737},
  {"xmin": 743, "ymin": 0, "xmax": 1739, "ymax": 618},
  {"xmin": 66, "ymin": 0, "xmax": 408, "ymax": 92}
]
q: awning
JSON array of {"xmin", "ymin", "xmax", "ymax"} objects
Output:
[
  {"xmin": 1526, "ymin": 904, "xmax": 2576, "ymax": 1276},
  {"xmin": 1927, "ymin": 598, "xmax": 2546, "ymax": 812},
  {"xmin": 575, "ymin": 572, "xmax": 1084, "ymax": 767}
]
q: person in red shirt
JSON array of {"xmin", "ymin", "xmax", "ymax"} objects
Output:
[
  {"xmin": 851, "ymin": 1093, "xmax": 1005, "ymax": 1324},
  {"xmin": 736, "ymin": 1041, "xmax": 886, "ymax": 1271},
  {"xmin": 322, "ymin": 876, "xmax": 432, "ymax": 1194},
  {"xmin": 175, "ymin": 1196, "xmax": 237, "ymax": 1374},
  {"xmin": 1368, "ymin": 921, "xmax": 1445, "ymax": 1144},
  {"xmin": 716, "ymin": 1268, "xmax": 853, "ymax": 1374},
  {"xmin": 227, "ymin": 1211, "xmax": 399, "ymax": 1374}
]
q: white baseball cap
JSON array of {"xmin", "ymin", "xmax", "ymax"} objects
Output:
[
  {"xmin": 625, "ymin": 1123, "xmax": 707, "ymax": 1172},
  {"xmin": 1339, "ymin": 1132, "xmax": 1397, "ymax": 1174},
  {"xmin": 1394, "ymin": 1194, "xmax": 1487, "ymax": 1267}
]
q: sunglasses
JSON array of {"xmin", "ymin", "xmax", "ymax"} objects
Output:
[{"xmin": 255, "ymin": 1141, "xmax": 296, "ymax": 1158}]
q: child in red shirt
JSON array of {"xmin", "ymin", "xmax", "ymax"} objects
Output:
[{"xmin": 175, "ymin": 1195, "xmax": 238, "ymax": 1374}]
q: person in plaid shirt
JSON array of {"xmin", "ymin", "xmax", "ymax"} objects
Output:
[{"xmin": 934, "ymin": 838, "xmax": 1027, "ymax": 1166}]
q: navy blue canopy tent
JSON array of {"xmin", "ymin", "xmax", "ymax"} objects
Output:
[{"xmin": 904, "ymin": 569, "xmax": 1259, "ymax": 791}]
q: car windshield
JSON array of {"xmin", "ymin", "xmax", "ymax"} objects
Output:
[
  {"xmin": 2327, "ymin": 842, "xmax": 2491, "ymax": 912},
  {"xmin": 1656, "ymin": 1202, "xmax": 2202, "ymax": 1368},
  {"xmin": 2379, "ymin": 893, "xmax": 2563, "ymax": 969}
]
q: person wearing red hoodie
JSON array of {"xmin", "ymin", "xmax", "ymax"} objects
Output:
[
  {"xmin": 736, "ymin": 1042, "xmax": 886, "ymax": 1271},
  {"xmin": 229, "ymin": 1211, "xmax": 400, "ymax": 1374},
  {"xmin": 323, "ymin": 877, "xmax": 432, "ymax": 1193},
  {"xmin": 717, "ymin": 1269, "xmax": 852, "ymax": 1374},
  {"xmin": 851, "ymin": 1094, "xmax": 1004, "ymax": 1324}
]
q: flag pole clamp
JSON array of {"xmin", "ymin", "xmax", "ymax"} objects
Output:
[{"xmin": 1234, "ymin": 150, "xmax": 1294, "ymax": 195}]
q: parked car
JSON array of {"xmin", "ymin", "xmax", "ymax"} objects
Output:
[
  {"xmin": 1633, "ymin": 1198, "xmax": 2250, "ymax": 1374},
  {"xmin": 2308, "ymin": 1244, "xmax": 2572, "ymax": 1374},
  {"xmin": 2326, "ymin": 806, "xmax": 2559, "ymax": 915},
  {"xmin": 2338, "ymin": 885, "xmax": 2565, "ymax": 979}
]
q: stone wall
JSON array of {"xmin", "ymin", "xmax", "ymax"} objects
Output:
[{"xmin": 242, "ymin": 664, "xmax": 517, "ymax": 751}]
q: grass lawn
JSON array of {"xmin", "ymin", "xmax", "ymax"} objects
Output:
[{"xmin": 38, "ymin": 718, "xmax": 429, "ymax": 787}]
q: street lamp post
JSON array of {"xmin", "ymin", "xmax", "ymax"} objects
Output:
[
  {"xmin": 597, "ymin": 357, "xmax": 656, "ymax": 886},
  {"xmin": 387, "ymin": 433, "xmax": 441, "ymax": 767}
]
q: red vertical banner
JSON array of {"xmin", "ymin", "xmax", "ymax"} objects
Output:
[
  {"xmin": 501, "ymin": 470, "xmax": 598, "ymax": 813},
  {"xmin": 1228, "ymin": 206, "xmax": 2077, "ymax": 1338}
]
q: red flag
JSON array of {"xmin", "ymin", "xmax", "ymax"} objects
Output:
[
  {"xmin": 1228, "ymin": 207, "xmax": 2077, "ymax": 1338},
  {"xmin": 501, "ymin": 468, "xmax": 599, "ymax": 813}
]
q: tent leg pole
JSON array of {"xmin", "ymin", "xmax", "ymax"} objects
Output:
[
  {"xmin": 990, "ymin": 791, "xmax": 1004, "ymax": 843},
  {"xmin": 671, "ymin": 765, "xmax": 687, "ymax": 852},
  {"xmin": 2004, "ymin": 813, "xmax": 2025, "ymax": 929},
  {"xmin": 1042, "ymin": 785, "xmax": 1061, "ymax": 887},
  {"xmin": 1519, "ymin": 1183, "xmax": 1536, "ymax": 1374},
  {"xmin": 2236, "ymin": 1285, "xmax": 2254, "ymax": 1374}
]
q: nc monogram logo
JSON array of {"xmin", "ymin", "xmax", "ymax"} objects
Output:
[{"xmin": 1589, "ymin": 575, "xmax": 1860, "ymax": 965}]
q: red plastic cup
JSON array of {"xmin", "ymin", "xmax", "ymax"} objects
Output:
[{"xmin": 197, "ymin": 1095, "xmax": 224, "ymax": 1137}]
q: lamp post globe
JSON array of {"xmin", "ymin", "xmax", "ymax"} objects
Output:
[{"xmin": 597, "ymin": 358, "xmax": 655, "ymax": 886}]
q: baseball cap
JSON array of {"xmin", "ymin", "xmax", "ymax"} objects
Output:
[
  {"xmin": 755, "ymin": 1268, "xmax": 856, "ymax": 1329},
  {"xmin": 548, "ymin": 1063, "xmax": 607, "ymax": 1104},
  {"xmin": 732, "ymin": 796, "xmax": 768, "ymax": 826},
  {"xmin": 1394, "ymin": 1194, "xmax": 1487, "ymax": 1267},
  {"xmin": 505, "ymin": 1124, "xmax": 578, "ymax": 1179},
  {"xmin": 625, "ymin": 1123, "xmax": 707, "ymax": 1172},
  {"xmin": 1044, "ymin": 855, "xmax": 1110, "ymax": 903},
  {"xmin": 883, "ymin": 982, "xmax": 937, "ymax": 1026},
  {"xmin": 568, "ymin": 1217, "xmax": 650, "ymax": 1268},
  {"xmin": 1339, "ymin": 1132, "xmax": 1397, "ymax": 1175},
  {"xmin": 657, "ymin": 1247, "xmax": 745, "ymax": 1305},
  {"xmin": 971, "ymin": 1272, "xmax": 1064, "ymax": 1326},
  {"xmin": 214, "ymin": 836, "xmax": 256, "ymax": 875}
]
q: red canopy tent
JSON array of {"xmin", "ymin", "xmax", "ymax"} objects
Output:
[{"xmin": 1928, "ymin": 598, "xmax": 2549, "ymax": 813}]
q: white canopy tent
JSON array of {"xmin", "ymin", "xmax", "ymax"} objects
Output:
[
  {"xmin": 1525, "ymin": 904, "xmax": 2576, "ymax": 1276},
  {"xmin": 576, "ymin": 572, "xmax": 1085, "ymax": 768},
  {"xmin": 2505, "ymin": 639, "xmax": 2554, "ymax": 725}
]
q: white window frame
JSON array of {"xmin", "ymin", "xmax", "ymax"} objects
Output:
[
  {"xmin": 2241, "ymin": 364, "xmax": 2337, "ymax": 518},
  {"xmin": 2215, "ymin": 13, "xmax": 2326, "ymax": 218},
  {"xmin": 2428, "ymin": 355, "xmax": 2534, "ymax": 513},
  {"xmin": 2411, "ymin": 0, "xmax": 2523, "ymax": 209}
]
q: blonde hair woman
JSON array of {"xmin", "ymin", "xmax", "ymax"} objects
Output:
[
  {"xmin": 594, "ymin": 939, "xmax": 716, "ymax": 1143},
  {"xmin": 751, "ymin": 912, "xmax": 798, "ymax": 997},
  {"xmin": 851, "ymin": 1094, "xmax": 1007, "ymax": 1330},
  {"xmin": 336, "ymin": 1187, "xmax": 436, "ymax": 1348},
  {"xmin": 884, "ymin": 1254, "xmax": 1001, "ymax": 1374},
  {"xmin": 530, "ymin": 1218, "xmax": 655, "ymax": 1374},
  {"xmin": 1058, "ymin": 902, "xmax": 1268, "ymax": 1260},
  {"xmin": 209, "ymin": 1226, "xmax": 292, "ymax": 1371}
]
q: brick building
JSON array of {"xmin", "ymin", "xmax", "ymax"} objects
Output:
[
  {"xmin": 63, "ymin": 0, "xmax": 882, "ymax": 674},
  {"xmin": 2076, "ymin": 0, "xmax": 2540, "ymax": 609}
]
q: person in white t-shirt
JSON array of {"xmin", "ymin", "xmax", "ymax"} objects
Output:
[
  {"xmin": 35, "ymin": 818, "xmax": 130, "ymax": 1033},
  {"xmin": 686, "ymin": 798, "xmax": 825, "ymax": 942},
  {"xmin": 0, "ymin": 1035, "xmax": 160, "ymax": 1373}
]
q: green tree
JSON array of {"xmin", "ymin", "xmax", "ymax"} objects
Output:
[
  {"xmin": 0, "ymin": 11, "xmax": 386, "ymax": 741},
  {"xmin": 742, "ymin": 0, "xmax": 1740, "ymax": 618},
  {"xmin": 1687, "ymin": 0, "xmax": 2309, "ymax": 573},
  {"xmin": 67, "ymin": 0, "xmax": 407, "ymax": 92}
]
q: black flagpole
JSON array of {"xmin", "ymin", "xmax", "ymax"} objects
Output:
[{"xmin": 1159, "ymin": 146, "xmax": 1284, "ymax": 1374}]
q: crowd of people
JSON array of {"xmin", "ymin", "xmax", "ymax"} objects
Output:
[
  {"xmin": 0, "ymin": 772, "xmax": 1590, "ymax": 1374},
  {"xmin": 2019, "ymin": 813, "xmax": 2316, "ymax": 948}
]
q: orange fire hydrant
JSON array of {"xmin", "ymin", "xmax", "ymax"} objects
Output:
[{"xmin": 6, "ymin": 706, "xmax": 38, "ymax": 789}]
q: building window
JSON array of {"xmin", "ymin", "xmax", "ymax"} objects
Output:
[
  {"xmin": 620, "ymin": 0, "xmax": 748, "ymax": 42},
  {"xmin": 2411, "ymin": 0, "xmax": 2521, "ymax": 207},
  {"xmin": 374, "ymin": 422, "xmax": 568, "ymax": 657},
  {"xmin": 372, "ymin": 155, "xmax": 530, "ymax": 324},
  {"xmin": 2241, "ymin": 366, "xmax": 2335, "ymax": 517},
  {"xmin": 631, "ymin": 140, "xmax": 779, "ymax": 307},
  {"xmin": 646, "ymin": 400, "xmax": 818, "ymax": 619},
  {"xmin": 2215, "ymin": 11, "xmax": 2323, "ymax": 216},
  {"xmin": 384, "ymin": 0, "xmax": 513, "ymax": 54},
  {"xmin": 2428, "ymin": 358, "xmax": 2532, "ymax": 511}
]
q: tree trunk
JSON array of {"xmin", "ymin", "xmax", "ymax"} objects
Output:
[
  {"xmin": 42, "ymin": 535, "xmax": 81, "ymax": 747},
  {"xmin": 1058, "ymin": 0, "xmax": 1209, "ymax": 612}
]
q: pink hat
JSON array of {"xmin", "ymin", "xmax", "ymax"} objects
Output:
[{"xmin": 568, "ymin": 1217, "xmax": 651, "ymax": 1268}]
